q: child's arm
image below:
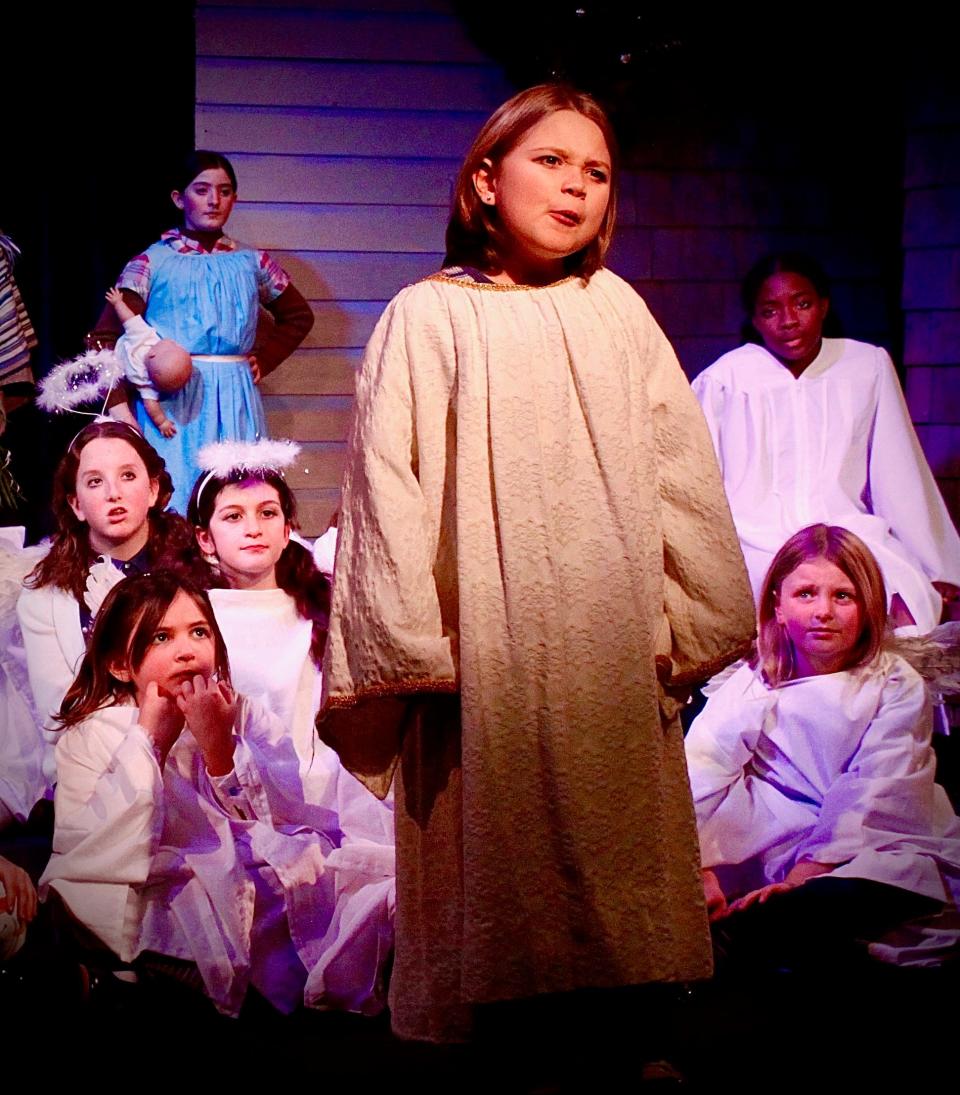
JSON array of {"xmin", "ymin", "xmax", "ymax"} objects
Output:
[
  {"xmin": 701, "ymin": 868, "xmax": 728, "ymax": 921},
  {"xmin": 0, "ymin": 855, "xmax": 37, "ymax": 922},
  {"xmin": 176, "ymin": 675, "xmax": 237, "ymax": 777},
  {"xmin": 799, "ymin": 661, "xmax": 937, "ymax": 873},
  {"xmin": 105, "ymin": 286, "xmax": 135, "ymax": 325},
  {"xmin": 107, "ymin": 396, "xmax": 139, "ymax": 429},
  {"xmin": 721, "ymin": 861, "xmax": 835, "ymax": 917},
  {"xmin": 46, "ymin": 717, "xmax": 167, "ymax": 886},
  {"xmin": 142, "ymin": 397, "xmax": 176, "ymax": 438}
]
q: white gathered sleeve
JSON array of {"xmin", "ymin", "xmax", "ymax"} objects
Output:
[
  {"xmin": 42, "ymin": 699, "xmax": 395, "ymax": 1017},
  {"xmin": 685, "ymin": 668, "xmax": 816, "ymax": 876},
  {"xmin": 690, "ymin": 371, "xmax": 725, "ymax": 478},
  {"xmin": 805, "ymin": 667, "xmax": 954, "ymax": 900},
  {"xmin": 868, "ymin": 350, "xmax": 960, "ymax": 588},
  {"xmin": 16, "ymin": 584, "xmax": 80, "ymax": 735},
  {"xmin": 685, "ymin": 655, "xmax": 960, "ymax": 925},
  {"xmin": 42, "ymin": 717, "xmax": 164, "ymax": 961}
]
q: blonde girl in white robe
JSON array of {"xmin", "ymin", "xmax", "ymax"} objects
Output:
[
  {"xmin": 40, "ymin": 572, "xmax": 395, "ymax": 1016},
  {"xmin": 692, "ymin": 252, "xmax": 960, "ymax": 632},
  {"xmin": 687, "ymin": 524, "xmax": 960, "ymax": 971}
]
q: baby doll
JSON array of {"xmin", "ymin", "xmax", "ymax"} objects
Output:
[{"xmin": 106, "ymin": 287, "xmax": 192, "ymax": 438}]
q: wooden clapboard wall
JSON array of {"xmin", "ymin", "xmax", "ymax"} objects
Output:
[
  {"xmin": 196, "ymin": 3, "xmax": 908, "ymax": 538},
  {"xmin": 196, "ymin": 1, "xmax": 511, "ymax": 535}
]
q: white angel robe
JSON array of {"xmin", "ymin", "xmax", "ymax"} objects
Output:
[
  {"xmin": 692, "ymin": 338, "xmax": 960, "ymax": 631},
  {"xmin": 40, "ymin": 697, "xmax": 395, "ymax": 1016},
  {"xmin": 685, "ymin": 653, "xmax": 960, "ymax": 964},
  {"xmin": 0, "ymin": 531, "xmax": 52, "ymax": 824},
  {"xmin": 207, "ymin": 585, "xmax": 396, "ymax": 1009},
  {"xmin": 319, "ymin": 269, "xmax": 756, "ymax": 1041}
]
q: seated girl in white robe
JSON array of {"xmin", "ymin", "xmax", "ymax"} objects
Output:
[
  {"xmin": 692, "ymin": 253, "xmax": 960, "ymax": 632},
  {"xmin": 686, "ymin": 523, "xmax": 960, "ymax": 971},
  {"xmin": 39, "ymin": 572, "xmax": 395, "ymax": 1016},
  {"xmin": 186, "ymin": 442, "xmax": 393, "ymax": 840}
]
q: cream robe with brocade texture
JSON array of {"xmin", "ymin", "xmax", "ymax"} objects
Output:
[{"xmin": 319, "ymin": 269, "xmax": 756, "ymax": 1041}]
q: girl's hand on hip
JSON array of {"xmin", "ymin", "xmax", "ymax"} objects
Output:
[
  {"xmin": 140, "ymin": 680, "xmax": 185, "ymax": 766},
  {"xmin": 176, "ymin": 675, "xmax": 237, "ymax": 776},
  {"xmin": 248, "ymin": 355, "xmax": 261, "ymax": 385}
]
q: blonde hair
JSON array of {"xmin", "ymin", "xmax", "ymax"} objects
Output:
[
  {"xmin": 755, "ymin": 524, "xmax": 887, "ymax": 686},
  {"xmin": 445, "ymin": 83, "xmax": 618, "ymax": 280}
]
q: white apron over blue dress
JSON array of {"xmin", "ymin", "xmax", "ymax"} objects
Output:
[{"xmin": 127, "ymin": 244, "xmax": 268, "ymax": 513}]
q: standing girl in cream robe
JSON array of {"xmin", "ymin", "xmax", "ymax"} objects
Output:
[
  {"xmin": 687, "ymin": 524, "xmax": 960, "ymax": 970},
  {"xmin": 318, "ymin": 84, "xmax": 756, "ymax": 1044}
]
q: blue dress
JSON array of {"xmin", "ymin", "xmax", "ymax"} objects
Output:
[{"xmin": 122, "ymin": 242, "xmax": 269, "ymax": 514}]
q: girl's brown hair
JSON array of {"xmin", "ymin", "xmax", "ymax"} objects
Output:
[
  {"xmin": 56, "ymin": 572, "xmax": 231, "ymax": 728},
  {"xmin": 444, "ymin": 83, "xmax": 619, "ymax": 280},
  {"xmin": 25, "ymin": 421, "xmax": 205, "ymax": 600},
  {"xmin": 754, "ymin": 523, "xmax": 888, "ymax": 686},
  {"xmin": 187, "ymin": 468, "xmax": 330, "ymax": 669}
]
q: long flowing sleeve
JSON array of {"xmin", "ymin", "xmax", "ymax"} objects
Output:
[
  {"xmin": 684, "ymin": 670, "xmax": 817, "ymax": 875},
  {"xmin": 643, "ymin": 309, "xmax": 755, "ymax": 693},
  {"xmin": 41, "ymin": 711, "xmax": 164, "ymax": 959},
  {"xmin": 16, "ymin": 584, "xmax": 81, "ymax": 733},
  {"xmin": 800, "ymin": 660, "xmax": 960, "ymax": 900},
  {"xmin": 869, "ymin": 349, "xmax": 960, "ymax": 586},
  {"xmin": 318, "ymin": 285, "xmax": 459, "ymax": 797},
  {"xmin": 690, "ymin": 370, "xmax": 726, "ymax": 474}
]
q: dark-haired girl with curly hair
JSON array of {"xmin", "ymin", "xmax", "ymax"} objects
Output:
[{"xmin": 187, "ymin": 456, "xmax": 393, "ymax": 847}]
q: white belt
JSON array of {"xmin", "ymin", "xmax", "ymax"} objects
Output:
[{"xmin": 190, "ymin": 354, "xmax": 249, "ymax": 365}]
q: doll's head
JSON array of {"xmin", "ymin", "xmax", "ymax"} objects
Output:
[
  {"xmin": 756, "ymin": 524, "xmax": 887, "ymax": 684},
  {"xmin": 741, "ymin": 252, "xmax": 832, "ymax": 374},
  {"xmin": 171, "ymin": 151, "xmax": 238, "ymax": 234},
  {"xmin": 145, "ymin": 340, "xmax": 193, "ymax": 393},
  {"xmin": 56, "ymin": 572, "xmax": 231, "ymax": 727},
  {"xmin": 445, "ymin": 83, "xmax": 619, "ymax": 283}
]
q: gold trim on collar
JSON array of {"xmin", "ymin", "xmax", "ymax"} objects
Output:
[{"xmin": 425, "ymin": 273, "xmax": 580, "ymax": 292}]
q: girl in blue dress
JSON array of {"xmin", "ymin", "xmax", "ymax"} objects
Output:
[{"xmin": 104, "ymin": 151, "xmax": 313, "ymax": 513}]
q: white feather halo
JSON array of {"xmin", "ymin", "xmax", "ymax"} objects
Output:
[
  {"xmin": 36, "ymin": 349, "xmax": 124, "ymax": 413},
  {"xmin": 197, "ymin": 438, "xmax": 302, "ymax": 478}
]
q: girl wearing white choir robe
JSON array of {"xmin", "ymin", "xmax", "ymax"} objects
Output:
[
  {"xmin": 15, "ymin": 421, "xmax": 205, "ymax": 822},
  {"xmin": 318, "ymin": 85, "xmax": 756, "ymax": 1044},
  {"xmin": 687, "ymin": 525, "xmax": 960, "ymax": 970},
  {"xmin": 187, "ymin": 451, "xmax": 395, "ymax": 1008},
  {"xmin": 692, "ymin": 252, "xmax": 960, "ymax": 632},
  {"xmin": 40, "ymin": 573, "xmax": 394, "ymax": 1017}
]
